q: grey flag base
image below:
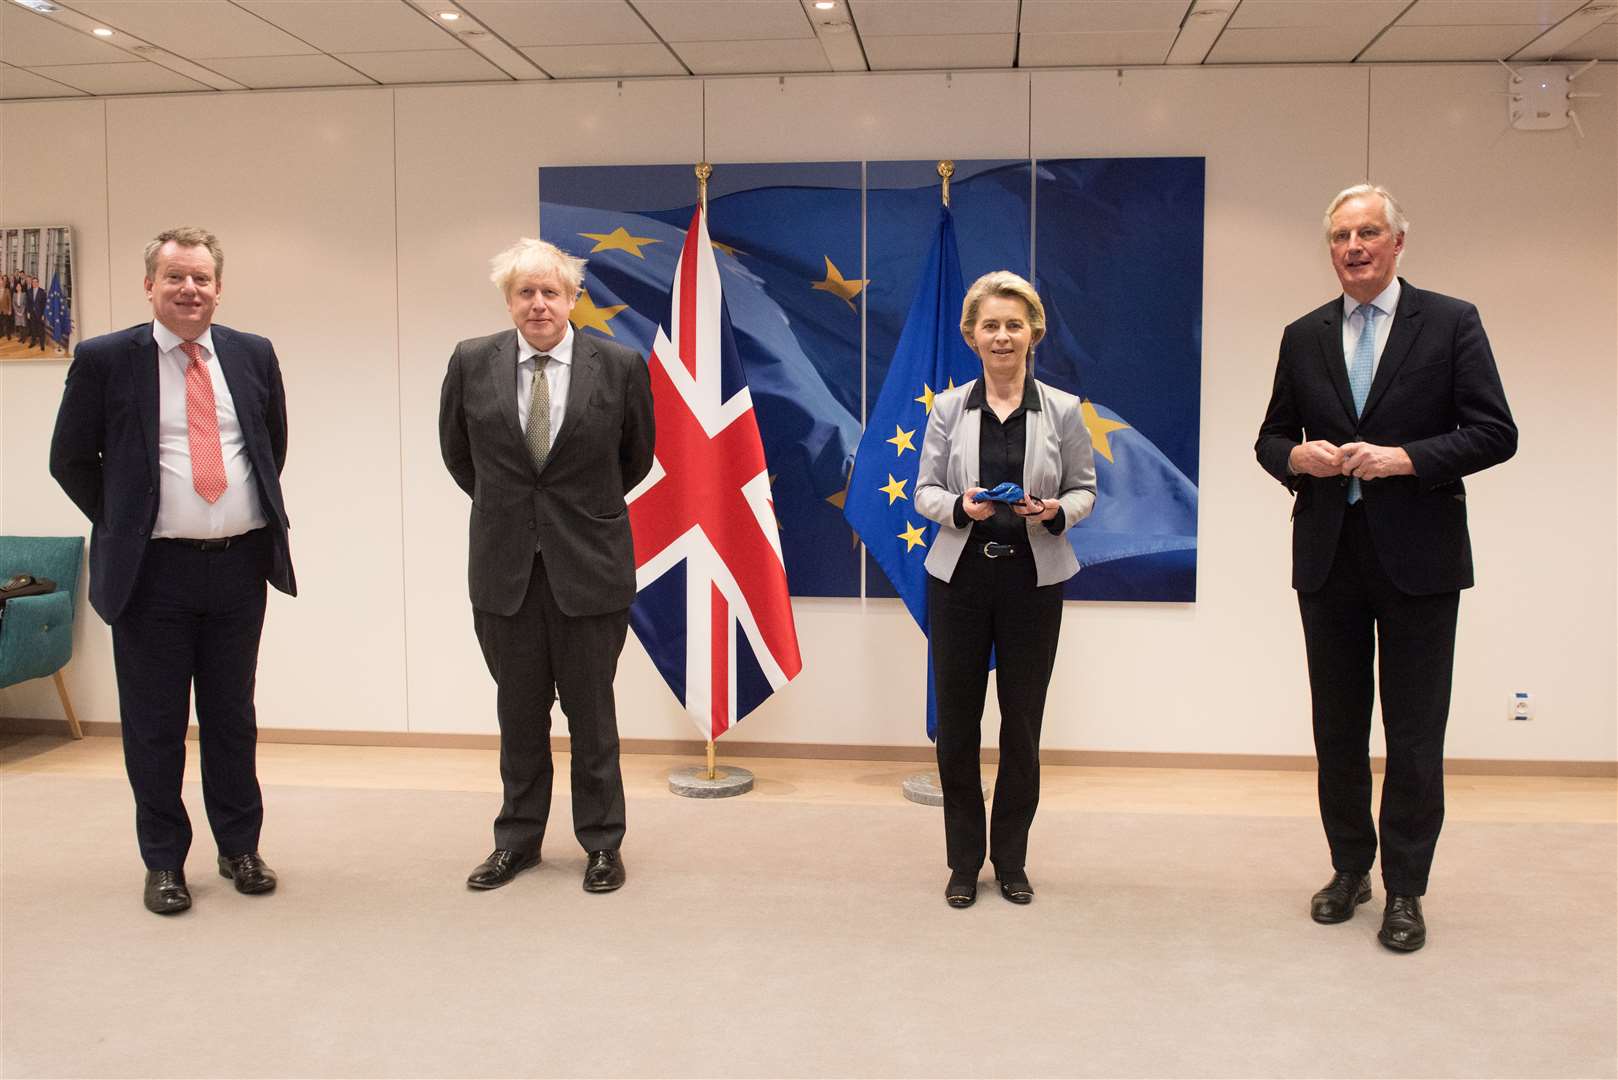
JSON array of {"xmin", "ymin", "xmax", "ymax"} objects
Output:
[
  {"xmin": 669, "ymin": 764, "xmax": 754, "ymax": 799},
  {"xmin": 902, "ymin": 772, "xmax": 990, "ymax": 806}
]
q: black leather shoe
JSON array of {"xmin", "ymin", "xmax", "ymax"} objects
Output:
[
  {"xmin": 945, "ymin": 870, "xmax": 977, "ymax": 908},
  {"xmin": 582, "ymin": 849, "xmax": 625, "ymax": 893},
  {"xmin": 1310, "ymin": 871, "xmax": 1371, "ymax": 923},
  {"xmin": 143, "ymin": 869, "xmax": 191, "ymax": 915},
  {"xmin": 996, "ymin": 873, "xmax": 1034, "ymax": 904},
  {"xmin": 467, "ymin": 849, "xmax": 540, "ymax": 890},
  {"xmin": 218, "ymin": 852, "xmax": 278, "ymax": 895},
  {"xmin": 1378, "ymin": 894, "xmax": 1426, "ymax": 952}
]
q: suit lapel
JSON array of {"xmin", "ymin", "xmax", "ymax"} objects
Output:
[
  {"xmin": 1315, "ymin": 304, "xmax": 1356, "ymax": 424},
  {"xmin": 1359, "ymin": 280, "xmax": 1423, "ymax": 423},
  {"xmin": 484, "ymin": 330, "xmax": 525, "ymax": 448},
  {"xmin": 131, "ymin": 324, "xmax": 161, "ymax": 485},
  {"xmin": 212, "ymin": 326, "xmax": 251, "ymax": 429},
  {"xmin": 548, "ymin": 333, "xmax": 600, "ymax": 463}
]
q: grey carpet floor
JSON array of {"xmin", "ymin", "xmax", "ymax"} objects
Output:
[{"xmin": 2, "ymin": 772, "xmax": 1614, "ymax": 1079}]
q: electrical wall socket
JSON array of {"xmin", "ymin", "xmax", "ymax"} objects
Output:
[{"xmin": 1510, "ymin": 691, "xmax": 1533, "ymax": 722}]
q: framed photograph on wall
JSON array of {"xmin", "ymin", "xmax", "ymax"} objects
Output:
[{"xmin": 1, "ymin": 225, "xmax": 75, "ymax": 362}]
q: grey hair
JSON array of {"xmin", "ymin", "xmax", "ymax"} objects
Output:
[
  {"xmin": 1323, "ymin": 184, "xmax": 1409, "ymax": 242},
  {"xmin": 489, "ymin": 238, "xmax": 587, "ymax": 298},
  {"xmin": 144, "ymin": 226, "xmax": 223, "ymax": 280}
]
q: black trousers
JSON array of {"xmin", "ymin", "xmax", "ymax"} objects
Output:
[
  {"xmin": 1297, "ymin": 506, "xmax": 1459, "ymax": 896},
  {"xmin": 928, "ymin": 546, "xmax": 1064, "ymax": 875},
  {"xmin": 111, "ymin": 531, "xmax": 271, "ymax": 870},
  {"xmin": 472, "ymin": 551, "xmax": 628, "ymax": 855}
]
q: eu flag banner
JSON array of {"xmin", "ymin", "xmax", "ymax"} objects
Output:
[
  {"xmin": 843, "ymin": 208, "xmax": 984, "ymax": 737},
  {"xmin": 45, "ymin": 271, "xmax": 70, "ymax": 349},
  {"xmin": 626, "ymin": 201, "xmax": 804, "ymax": 740}
]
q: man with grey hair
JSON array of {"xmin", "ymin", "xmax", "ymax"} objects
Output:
[
  {"xmin": 1256, "ymin": 184, "xmax": 1517, "ymax": 951},
  {"xmin": 440, "ymin": 237, "xmax": 654, "ymax": 894},
  {"xmin": 51, "ymin": 226, "xmax": 296, "ymax": 915}
]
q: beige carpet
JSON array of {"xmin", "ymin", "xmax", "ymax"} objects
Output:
[{"xmin": 2, "ymin": 763, "xmax": 1614, "ymax": 1078}]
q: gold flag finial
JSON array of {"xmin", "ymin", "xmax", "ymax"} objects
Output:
[
  {"xmin": 937, "ymin": 159, "xmax": 955, "ymax": 207},
  {"xmin": 696, "ymin": 161, "xmax": 713, "ymax": 212}
]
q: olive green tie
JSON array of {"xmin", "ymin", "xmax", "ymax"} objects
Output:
[{"xmin": 526, "ymin": 355, "xmax": 551, "ymax": 472}]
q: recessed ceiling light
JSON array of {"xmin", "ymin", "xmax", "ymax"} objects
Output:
[
  {"xmin": 91, "ymin": 26, "xmax": 114, "ymax": 36},
  {"xmin": 13, "ymin": 0, "xmax": 64, "ymax": 13},
  {"xmin": 436, "ymin": 9, "xmax": 460, "ymax": 19},
  {"xmin": 814, "ymin": 1, "xmax": 836, "ymax": 8}
]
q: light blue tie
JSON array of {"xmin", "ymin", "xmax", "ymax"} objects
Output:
[{"xmin": 1346, "ymin": 303, "xmax": 1377, "ymax": 504}]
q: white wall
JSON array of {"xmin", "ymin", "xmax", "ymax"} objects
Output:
[{"xmin": 1, "ymin": 63, "xmax": 1612, "ymax": 762}]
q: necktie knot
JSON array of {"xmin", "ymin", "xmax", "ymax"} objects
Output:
[{"xmin": 179, "ymin": 340, "xmax": 205, "ymax": 365}]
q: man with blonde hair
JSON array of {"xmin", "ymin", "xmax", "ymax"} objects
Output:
[
  {"xmin": 440, "ymin": 237, "xmax": 654, "ymax": 894},
  {"xmin": 1256, "ymin": 185, "xmax": 1516, "ymax": 951},
  {"xmin": 51, "ymin": 226, "xmax": 296, "ymax": 915}
]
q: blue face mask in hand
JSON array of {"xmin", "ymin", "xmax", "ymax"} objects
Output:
[{"xmin": 971, "ymin": 481, "xmax": 1026, "ymax": 504}]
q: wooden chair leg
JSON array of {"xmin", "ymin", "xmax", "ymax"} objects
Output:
[{"xmin": 52, "ymin": 670, "xmax": 83, "ymax": 740}]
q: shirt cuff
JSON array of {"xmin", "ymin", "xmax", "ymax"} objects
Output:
[
  {"xmin": 1042, "ymin": 507, "xmax": 1066, "ymax": 535},
  {"xmin": 952, "ymin": 495, "xmax": 968, "ymax": 528}
]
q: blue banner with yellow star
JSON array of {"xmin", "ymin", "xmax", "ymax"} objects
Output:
[{"xmin": 539, "ymin": 155, "xmax": 1203, "ymax": 603}]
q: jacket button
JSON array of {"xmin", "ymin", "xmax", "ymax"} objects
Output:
[{"xmin": 527, "ymin": 521, "xmax": 536, "ymax": 530}]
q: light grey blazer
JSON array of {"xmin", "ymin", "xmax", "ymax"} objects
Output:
[{"xmin": 914, "ymin": 378, "xmax": 1097, "ymax": 587}]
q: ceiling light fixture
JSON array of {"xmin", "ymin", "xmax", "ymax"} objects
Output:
[
  {"xmin": 814, "ymin": 1, "xmax": 836, "ymax": 8},
  {"xmin": 12, "ymin": 0, "xmax": 64, "ymax": 13},
  {"xmin": 91, "ymin": 26, "xmax": 114, "ymax": 36},
  {"xmin": 436, "ymin": 9, "xmax": 460, "ymax": 19}
]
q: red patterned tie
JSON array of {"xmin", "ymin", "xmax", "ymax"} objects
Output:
[{"xmin": 179, "ymin": 341, "xmax": 228, "ymax": 504}]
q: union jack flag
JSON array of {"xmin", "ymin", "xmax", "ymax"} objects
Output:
[{"xmin": 626, "ymin": 202, "xmax": 803, "ymax": 741}]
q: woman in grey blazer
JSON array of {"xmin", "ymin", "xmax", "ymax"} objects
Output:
[{"xmin": 915, "ymin": 271, "xmax": 1097, "ymax": 908}]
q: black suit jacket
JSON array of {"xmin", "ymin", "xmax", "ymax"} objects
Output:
[
  {"xmin": 49, "ymin": 322, "xmax": 296, "ymax": 623},
  {"xmin": 439, "ymin": 329, "xmax": 655, "ymax": 618},
  {"xmin": 1256, "ymin": 280, "xmax": 1517, "ymax": 595}
]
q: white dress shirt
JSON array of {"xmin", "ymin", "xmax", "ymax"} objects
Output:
[
  {"xmin": 1341, "ymin": 277, "xmax": 1401, "ymax": 378},
  {"xmin": 150, "ymin": 321, "xmax": 268, "ymax": 540},
  {"xmin": 516, "ymin": 324, "xmax": 574, "ymax": 452}
]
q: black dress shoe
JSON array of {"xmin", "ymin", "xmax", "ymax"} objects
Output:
[
  {"xmin": 945, "ymin": 870, "xmax": 978, "ymax": 909},
  {"xmin": 218, "ymin": 852, "xmax": 278, "ymax": 895},
  {"xmin": 996, "ymin": 873, "xmax": 1034, "ymax": 905},
  {"xmin": 1310, "ymin": 871, "xmax": 1371, "ymax": 924},
  {"xmin": 144, "ymin": 869, "xmax": 191, "ymax": 915},
  {"xmin": 467, "ymin": 849, "xmax": 540, "ymax": 890},
  {"xmin": 582, "ymin": 849, "xmax": 625, "ymax": 893},
  {"xmin": 1378, "ymin": 894, "xmax": 1426, "ymax": 952}
]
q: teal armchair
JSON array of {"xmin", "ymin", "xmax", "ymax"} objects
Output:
[{"xmin": 0, "ymin": 536, "xmax": 85, "ymax": 738}]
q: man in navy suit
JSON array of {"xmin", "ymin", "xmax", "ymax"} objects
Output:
[
  {"xmin": 26, "ymin": 275, "xmax": 49, "ymax": 350},
  {"xmin": 51, "ymin": 226, "xmax": 296, "ymax": 915},
  {"xmin": 1257, "ymin": 185, "xmax": 1517, "ymax": 952}
]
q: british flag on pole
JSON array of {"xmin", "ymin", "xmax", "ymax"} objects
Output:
[{"xmin": 626, "ymin": 200, "xmax": 803, "ymax": 740}]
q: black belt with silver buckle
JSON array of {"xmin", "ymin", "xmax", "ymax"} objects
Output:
[
  {"xmin": 156, "ymin": 529, "xmax": 257, "ymax": 552},
  {"xmin": 980, "ymin": 541, "xmax": 1019, "ymax": 559}
]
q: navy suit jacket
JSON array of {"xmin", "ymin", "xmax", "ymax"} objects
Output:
[
  {"xmin": 49, "ymin": 322, "xmax": 296, "ymax": 623},
  {"xmin": 438, "ymin": 329, "xmax": 654, "ymax": 618},
  {"xmin": 1256, "ymin": 280, "xmax": 1517, "ymax": 595}
]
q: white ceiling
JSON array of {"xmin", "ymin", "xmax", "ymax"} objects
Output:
[{"xmin": 2, "ymin": 0, "xmax": 1613, "ymax": 100}]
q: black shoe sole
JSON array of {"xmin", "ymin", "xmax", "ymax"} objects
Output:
[{"xmin": 145, "ymin": 897, "xmax": 191, "ymax": 915}]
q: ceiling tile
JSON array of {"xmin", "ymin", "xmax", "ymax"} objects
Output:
[
  {"xmin": 1018, "ymin": 29, "xmax": 1177, "ymax": 66},
  {"xmin": 1020, "ymin": 0, "xmax": 1192, "ymax": 34},
  {"xmin": 235, "ymin": 0, "xmax": 456, "ymax": 54},
  {"xmin": 28, "ymin": 60, "xmax": 210, "ymax": 94},
  {"xmin": 639, "ymin": 0, "xmax": 813, "ymax": 42},
  {"xmin": 335, "ymin": 48, "xmax": 508, "ymax": 83},
  {"xmin": 862, "ymin": 32, "xmax": 1015, "ymax": 69},
  {"xmin": 520, "ymin": 43, "xmax": 687, "ymax": 77},
  {"xmin": 671, "ymin": 37, "xmax": 829, "ymax": 73},
  {"xmin": 1, "ymin": 4, "xmax": 137, "ymax": 67},
  {"xmin": 67, "ymin": 0, "xmax": 317, "ymax": 58},
  {"xmin": 196, "ymin": 54, "xmax": 378, "ymax": 89},
  {"xmin": 849, "ymin": 0, "xmax": 1017, "ymax": 36},
  {"xmin": 1229, "ymin": 0, "xmax": 1408, "ymax": 30},
  {"xmin": 0, "ymin": 62, "xmax": 89, "ymax": 99},
  {"xmin": 461, "ymin": 0, "xmax": 656, "ymax": 46},
  {"xmin": 1558, "ymin": 20, "xmax": 1618, "ymax": 60},
  {"xmin": 1361, "ymin": 23, "xmax": 1548, "ymax": 60},
  {"xmin": 1397, "ymin": 1, "xmax": 1584, "ymax": 27},
  {"xmin": 1206, "ymin": 26, "xmax": 1368, "ymax": 63}
]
